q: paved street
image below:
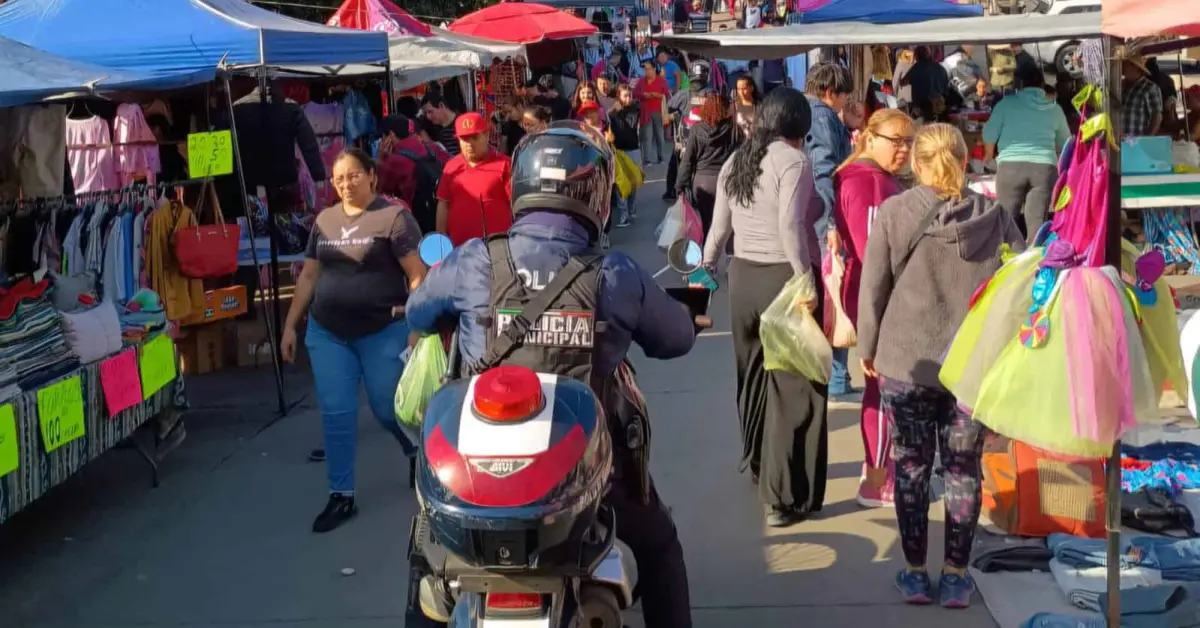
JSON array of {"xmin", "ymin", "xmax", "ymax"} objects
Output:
[{"xmin": 0, "ymin": 168, "xmax": 995, "ymax": 628}]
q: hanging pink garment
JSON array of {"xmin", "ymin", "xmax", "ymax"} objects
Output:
[
  {"xmin": 1049, "ymin": 131, "xmax": 1109, "ymax": 268},
  {"xmin": 66, "ymin": 116, "xmax": 119, "ymax": 194},
  {"xmin": 114, "ymin": 104, "xmax": 160, "ymax": 187},
  {"xmin": 301, "ymin": 101, "xmax": 344, "ymax": 207}
]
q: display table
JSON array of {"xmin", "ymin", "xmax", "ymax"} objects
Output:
[
  {"xmin": 0, "ymin": 344, "xmax": 178, "ymax": 525},
  {"xmin": 968, "ymin": 173, "xmax": 1200, "ymax": 210}
]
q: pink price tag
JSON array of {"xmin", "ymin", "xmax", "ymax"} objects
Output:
[{"xmin": 99, "ymin": 349, "xmax": 143, "ymax": 418}]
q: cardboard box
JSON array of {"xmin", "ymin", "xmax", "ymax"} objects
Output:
[
  {"xmin": 178, "ymin": 324, "xmax": 226, "ymax": 375},
  {"xmin": 234, "ymin": 320, "xmax": 274, "ymax": 369},
  {"xmin": 181, "ymin": 285, "xmax": 249, "ymax": 327}
]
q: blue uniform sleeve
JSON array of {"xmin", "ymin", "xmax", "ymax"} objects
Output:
[
  {"xmin": 405, "ymin": 244, "xmax": 468, "ymax": 334},
  {"xmin": 602, "ymin": 254, "xmax": 696, "ymax": 360}
]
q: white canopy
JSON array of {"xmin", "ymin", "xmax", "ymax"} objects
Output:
[
  {"xmin": 389, "ymin": 26, "xmax": 526, "ymax": 89},
  {"xmin": 659, "ymin": 12, "xmax": 1103, "ymax": 60}
]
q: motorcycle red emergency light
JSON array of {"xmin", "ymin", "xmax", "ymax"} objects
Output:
[
  {"xmin": 486, "ymin": 592, "xmax": 543, "ymax": 611},
  {"xmin": 473, "ymin": 366, "xmax": 543, "ymax": 421}
]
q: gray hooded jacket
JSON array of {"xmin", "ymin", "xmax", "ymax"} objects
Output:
[{"xmin": 857, "ymin": 185, "xmax": 1024, "ymax": 389}]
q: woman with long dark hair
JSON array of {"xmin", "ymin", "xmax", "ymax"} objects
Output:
[
  {"xmin": 677, "ymin": 92, "xmax": 738, "ymax": 237},
  {"xmin": 702, "ymin": 88, "xmax": 828, "ymax": 527}
]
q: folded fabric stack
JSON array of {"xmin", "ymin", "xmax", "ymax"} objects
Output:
[
  {"xmin": 119, "ymin": 289, "xmax": 167, "ymax": 344},
  {"xmin": 1049, "ymin": 557, "xmax": 1162, "ymax": 612},
  {"xmin": 1024, "ymin": 584, "xmax": 1200, "ymax": 628},
  {"xmin": 0, "ymin": 279, "xmax": 79, "ymax": 398}
]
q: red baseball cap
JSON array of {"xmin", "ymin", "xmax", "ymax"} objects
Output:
[
  {"xmin": 454, "ymin": 112, "xmax": 488, "ymax": 138},
  {"xmin": 577, "ymin": 101, "xmax": 601, "ymax": 116}
]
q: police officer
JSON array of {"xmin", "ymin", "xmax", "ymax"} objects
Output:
[
  {"xmin": 664, "ymin": 58, "xmax": 714, "ymax": 201},
  {"xmin": 405, "ymin": 123, "xmax": 698, "ymax": 628}
]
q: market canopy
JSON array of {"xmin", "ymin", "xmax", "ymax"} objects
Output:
[
  {"xmin": 0, "ymin": 35, "xmax": 192, "ymax": 106},
  {"xmin": 448, "ymin": 2, "xmax": 597, "ymax": 44},
  {"xmin": 1103, "ymin": 0, "xmax": 1200, "ymax": 38},
  {"xmin": 796, "ymin": 0, "xmax": 983, "ymax": 24},
  {"xmin": 0, "ymin": 0, "xmax": 391, "ymax": 86},
  {"xmin": 327, "ymin": 0, "xmax": 433, "ymax": 37},
  {"xmin": 660, "ymin": 12, "xmax": 1103, "ymax": 60},
  {"xmin": 388, "ymin": 28, "xmax": 527, "ymax": 88}
]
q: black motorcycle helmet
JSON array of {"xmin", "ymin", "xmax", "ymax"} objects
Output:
[{"xmin": 510, "ymin": 121, "xmax": 614, "ymax": 238}]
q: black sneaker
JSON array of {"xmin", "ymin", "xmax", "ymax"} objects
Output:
[
  {"xmin": 308, "ymin": 448, "xmax": 326, "ymax": 462},
  {"xmin": 312, "ymin": 494, "xmax": 357, "ymax": 533}
]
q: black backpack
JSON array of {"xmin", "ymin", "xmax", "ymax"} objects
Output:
[{"xmin": 397, "ymin": 142, "xmax": 446, "ymax": 235}]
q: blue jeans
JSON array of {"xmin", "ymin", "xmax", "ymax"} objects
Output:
[
  {"xmin": 830, "ymin": 347, "xmax": 851, "ymax": 395},
  {"xmin": 639, "ymin": 113, "xmax": 666, "ymax": 164},
  {"xmin": 306, "ymin": 318, "xmax": 416, "ymax": 495}
]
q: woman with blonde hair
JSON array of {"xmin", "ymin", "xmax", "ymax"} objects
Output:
[
  {"xmin": 857, "ymin": 123, "xmax": 1022, "ymax": 608},
  {"xmin": 829, "ymin": 108, "xmax": 914, "ymax": 510}
]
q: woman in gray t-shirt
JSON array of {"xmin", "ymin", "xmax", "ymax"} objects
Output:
[
  {"xmin": 702, "ymin": 87, "xmax": 828, "ymax": 528},
  {"xmin": 281, "ymin": 148, "xmax": 427, "ymax": 534}
]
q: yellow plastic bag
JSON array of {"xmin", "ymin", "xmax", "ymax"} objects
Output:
[
  {"xmin": 761, "ymin": 273, "xmax": 832, "ymax": 383},
  {"xmin": 614, "ymin": 150, "xmax": 643, "ymax": 200}
]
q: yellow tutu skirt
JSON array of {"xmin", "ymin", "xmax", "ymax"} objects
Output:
[{"xmin": 941, "ymin": 251, "xmax": 1159, "ymax": 457}]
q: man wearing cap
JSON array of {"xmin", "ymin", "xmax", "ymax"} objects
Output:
[
  {"xmin": 435, "ymin": 113, "xmax": 513, "ymax": 246},
  {"xmin": 1122, "ymin": 54, "xmax": 1164, "ymax": 137}
]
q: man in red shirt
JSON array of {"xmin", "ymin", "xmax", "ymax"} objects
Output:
[{"xmin": 436, "ymin": 113, "xmax": 513, "ymax": 246}]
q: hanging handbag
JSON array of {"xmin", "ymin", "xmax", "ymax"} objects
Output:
[{"xmin": 173, "ymin": 181, "xmax": 240, "ymax": 278}]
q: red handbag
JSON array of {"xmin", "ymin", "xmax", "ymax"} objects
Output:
[{"xmin": 173, "ymin": 184, "xmax": 239, "ymax": 278}]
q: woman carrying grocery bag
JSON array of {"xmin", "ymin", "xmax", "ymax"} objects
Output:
[
  {"xmin": 702, "ymin": 87, "xmax": 829, "ymax": 528},
  {"xmin": 856, "ymin": 123, "xmax": 1023, "ymax": 608}
]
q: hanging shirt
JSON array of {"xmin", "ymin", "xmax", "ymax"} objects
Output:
[
  {"xmin": 342, "ymin": 90, "xmax": 377, "ymax": 145},
  {"xmin": 113, "ymin": 104, "xmax": 160, "ymax": 188},
  {"xmin": 66, "ymin": 116, "xmax": 119, "ymax": 194}
]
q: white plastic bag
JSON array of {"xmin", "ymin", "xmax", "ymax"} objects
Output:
[
  {"xmin": 761, "ymin": 273, "xmax": 832, "ymax": 383},
  {"xmin": 656, "ymin": 198, "xmax": 686, "ymax": 250},
  {"xmin": 821, "ymin": 254, "xmax": 857, "ymax": 349}
]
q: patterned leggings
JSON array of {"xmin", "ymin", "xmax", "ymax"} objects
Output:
[{"xmin": 881, "ymin": 377, "xmax": 986, "ymax": 569}]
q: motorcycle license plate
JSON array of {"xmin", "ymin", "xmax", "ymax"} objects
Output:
[
  {"xmin": 481, "ymin": 618, "xmax": 551, "ymax": 628},
  {"xmin": 482, "ymin": 531, "xmax": 528, "ymax": 567}
]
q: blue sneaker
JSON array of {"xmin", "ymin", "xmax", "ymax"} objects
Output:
[
  {"xmin": 895, "ymin": 569, "xmax": 933, "ymax": 605},
  {"xmin": 938, "ymin": 572, "xmax": 975, "ymax": 608}
]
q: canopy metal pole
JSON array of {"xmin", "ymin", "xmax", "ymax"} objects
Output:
[
  {"xmin": 1102, "ymin": 35, "xmax": 1124, "ymax": 628},
  {"xmin": 223, "ymin": 73, "xmax": 288, "ymax": 417},
  {"xmin": 256, "ymin": 70, "xmax": 289, "ymax": 417}
]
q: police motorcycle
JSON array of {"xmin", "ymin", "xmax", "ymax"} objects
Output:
[{"xmin": 403, "ymin": 141, "xmax": 714, "ymax": 626}]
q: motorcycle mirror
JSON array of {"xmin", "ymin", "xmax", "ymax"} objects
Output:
[
  {"xmin": 667, "ymin": 238, "xmax": 703, "ymax": 274},
  {"xmin": 419, "ymin": 233, "xmax": 453, "ymax": 267}
]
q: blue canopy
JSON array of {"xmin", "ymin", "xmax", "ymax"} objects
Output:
[
  {"xmin": 0, "ymin": 35, "xmax": 198, "ymax": 107},
  {"xmin": 0, "ymin": 0, "xmax": 390, "ymax": 87},
  {"xmin": 799, "ymin": 0, "xmax": 983, "ymax": 24}
]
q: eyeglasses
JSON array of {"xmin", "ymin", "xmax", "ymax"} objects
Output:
[
  {"xmin": 875, "ymin": 134, "xmax": 914, "ymax": 148},
  {"xmin": 333, "ymin": 171, "xmax": 366, "ymax": 186}
]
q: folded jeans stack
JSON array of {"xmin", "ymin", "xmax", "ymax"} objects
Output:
[
  {"xmin": 1049, "ymin": 557, "xmax": 1163, "ymax": 612},
  {"xmin": 1024, "ymin": 584, "xmax": 1200, "ymax": 628},
  {"xmin": 1050, "ymin": 533, "xmax": 1200, "ymax": 580}
]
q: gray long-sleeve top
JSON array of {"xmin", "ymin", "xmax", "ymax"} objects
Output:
[{"xmin": 703, "ymin": 140, "xmax": 820, "ymax": 277}]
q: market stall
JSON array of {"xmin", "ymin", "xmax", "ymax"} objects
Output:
[
  {"xmin": 0, "ymin": 0, "xmax": 392, "ymax": 418},
  {"xmin": 667, "ymin": 11, "xmax": 1200, "ymax": 628}
]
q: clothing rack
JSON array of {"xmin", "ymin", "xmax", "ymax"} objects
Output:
[{"xmin": 66, "ymin": 139, "xmax": 164, "ymax": 150}]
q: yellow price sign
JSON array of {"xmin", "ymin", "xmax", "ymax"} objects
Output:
[
  {"xmin": 36, "ymin": 376, "xmax": 85, "ymax": 454},
  {"xmin": 0, "ymin": 404, "xmax": 17, "ymax": 477},
  {"xmin": 139, "ymin": 334, "xmax": 178, "ymax": 400},
  {"xmin": 187, "ymin": 130, "xmax": 234, "ymax": 179}
]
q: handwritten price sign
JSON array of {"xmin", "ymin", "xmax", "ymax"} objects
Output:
[
  {"xmin": 0, "ymin": 404, "xmax": 17, "ymax": 477},
  {"xmin": 100, "ymin": 349, "xmax": 143, "ymax": 418},
  {"xmin": 36, "ymin": 376, "xmax": 85, "ymax": 453},
  {"xmin": 139, "ymin": 335, "xmax": 177, "ymax": 400},
  {"xmin": 187, "ymin": 130, "xmax": 234, "ymax": 179}
]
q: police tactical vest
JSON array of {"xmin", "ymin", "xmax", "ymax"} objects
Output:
[{"xmin": 476, "ymin": 235, "xmax": 606, "ymax": 387}]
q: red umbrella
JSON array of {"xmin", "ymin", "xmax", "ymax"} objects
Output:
[
  {"xmin": 1103, "ymin": 0, "xmax": 1200, "ymax": 37},
  {"xmin": 327, "ymin": 0, "xmax": 434, "ymax": 37},
  {"xmin": 448, "ymin": 2, "xmax": 597, "ymax": 44}
]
